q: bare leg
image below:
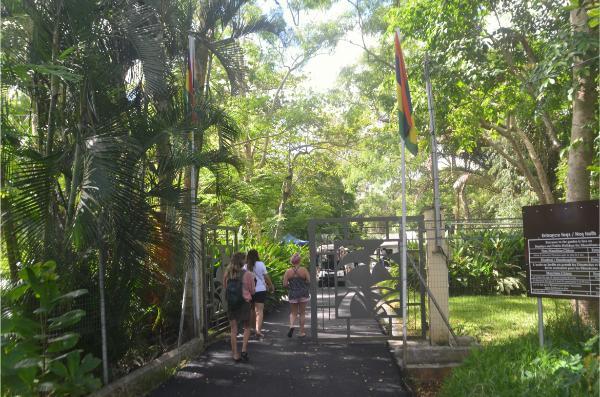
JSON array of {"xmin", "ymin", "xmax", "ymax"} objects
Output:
[
  {"xmin": 255, "ymin": 302, "xmax": 265, "ymax": 335},
  {"xmin": 298, "ymin": 301, "xmax": 307, "ymax": 336},
  {"xmin": 242, "ymin": 320, "xmax": 251, "ymax": 354},
  {"xmin": 230, "ymin": 320, "xmax": 239, "ymax": 359},
  {"xmin": 289, "ymin": 303, "xmax": 298, "ymax": 329},
  {"xmin": 250, "ymin": 304, "xmax": 256, "ymax": 332}
]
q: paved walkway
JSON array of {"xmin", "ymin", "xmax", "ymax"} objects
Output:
[{"xmin": 148, "ymin": 305, "xmax": 410, "ymax": 397}]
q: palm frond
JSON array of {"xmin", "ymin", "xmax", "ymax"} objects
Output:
[
  {"xmin": 197, "ymin": 0, "xmax": 247, "ymax": 36},
  {"xmin": 3, "ymin": 152, "xmax": 63, "ymax": 262},
  {"xmin": 199, "ymin": 37, "xmax": 247, "ymax": 94},
  {"xmin": 230, "ymin": 13, "xmax": 284, "ymax": 38},
  {"xmin": 120, "ymin": 1, "xmax": 168, "ymax": 99}
]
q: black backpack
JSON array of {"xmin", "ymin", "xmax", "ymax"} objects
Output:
[{"xmin": 226, "ymin": 271, "xmax": 244, "ymax": 310}]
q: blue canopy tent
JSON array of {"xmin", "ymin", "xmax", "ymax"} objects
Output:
[{"xmin": 281, "ymin": 233, "xmax": 308, "ymax": 246}]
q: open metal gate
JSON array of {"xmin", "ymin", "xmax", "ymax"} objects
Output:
[
  {"xmin": 201, "ymin": 225, "xmax": 239, "ymax": 340},
  {"xmin": 308, "ymin": 216, "xmax": 427, "ymax": 341}
]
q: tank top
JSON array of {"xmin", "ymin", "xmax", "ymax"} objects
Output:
[{"xmin": 288, "ymin": 267, "xmax": 309, "ymax": 300}]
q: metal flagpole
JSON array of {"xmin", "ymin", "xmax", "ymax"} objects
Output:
[
  {"xmin": 401, "ymin": 137, "xmax": 408, "ymax": 365},
  {"xmin": 97, "ymin": 225, "xmax": 109, "ymax": 385},
  {"xmin": 424, "ymin": 53, "xmax": 442, "ymax": 250},
  {"xmin": 177, "ymin": 270, "xmax": 189, "ymax": 346},
  {"xmin": 188, "ymin": 34, "xmax": 201, "ymax": 337}
]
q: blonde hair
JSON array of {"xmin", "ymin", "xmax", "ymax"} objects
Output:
[{"xmin": 225, "ymin": 252, "xmax": 246, "ymax": 279}]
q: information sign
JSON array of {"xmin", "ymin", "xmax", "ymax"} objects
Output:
[{"xmin": 522, "ymin": 200, "xmax": 599, "ymax": 299}]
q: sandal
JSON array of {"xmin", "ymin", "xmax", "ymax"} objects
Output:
[
  {"xmin": 287, "ymin": 327, "xmax": 295, "ymax": 338},
  {"xmin": 298, "ymin": 333, "xmax": 306, "ymax": 338},
  {"xmin": 233, "ymin": 356, "xmax": 241, "ymax": 363},
  {"xmin": 241, "ymin": 352, "xmax": 249, "ymax": 362}
]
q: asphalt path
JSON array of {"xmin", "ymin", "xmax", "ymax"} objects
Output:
[{"xmin": 147, "ymin": 305, "xmax": 410, "ymax": 397}]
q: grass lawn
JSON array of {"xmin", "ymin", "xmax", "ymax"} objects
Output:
[{"xmin": 449, "ymin": 295, "xmax": 571, "ymax": 344}]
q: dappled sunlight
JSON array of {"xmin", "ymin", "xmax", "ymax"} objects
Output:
[{"xmin": 449, "ymin": 296, "xmax": 571, "ymax": 344}]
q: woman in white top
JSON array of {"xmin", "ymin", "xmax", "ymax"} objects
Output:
[{"xmin": 246, "ymin": 249, "xmax": 274, "ymax": 337}]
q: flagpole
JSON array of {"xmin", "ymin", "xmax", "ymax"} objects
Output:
[
  {"xmin": 394, "ymin": 28, "xmax": 409, "ymax": 364},
  {"xmin": 424, "ymin": 53, "xmax": 441, "ymax": 249},
  {"xmin": 401, "ymin": 135, "xmax": 408, "ymax": 365},
  {"xmin": 188, "ymin": 34, "xmax": 201, "ymax": 337}
]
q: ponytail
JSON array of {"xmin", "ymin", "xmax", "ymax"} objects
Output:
[{"xmin": 246, "ymin": 249, "xmax": 259, "ymax": 272}]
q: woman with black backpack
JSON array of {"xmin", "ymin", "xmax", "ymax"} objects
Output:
[{"xmin": 223, "ymin": 252, "xmax": 255, "ymax": 362}]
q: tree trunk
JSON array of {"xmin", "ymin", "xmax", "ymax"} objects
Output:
[
  {"xmin": 244, "ymin": 139, "xmax": 254, "ymax": 181},
  {"xmin": 45, "ymin": 3, "xmax": 62, "ymax": 157},
  {"xmin": 483, "ymin": 135, "xmax": 546, "ymax": 204},
  {"xmin": 453, "ymin": 173, "xmax": 471, "ymax": 220},
  {"xmin": 567, "ymin": 5, "xmax": 597, "ymax": 203},
  {"xmin": 192, "ymin": 44, "xmax": 210, "ymax": 199},
  {"xmin": 274, "ymin": 160, "xmax": 293, "ymax": 240},
  {"xmin": 513, "ymin": 124, "xmax": 554, "ymax": 204},
  {"xmin": 1, "ymin": 195, "xmax": 21, "ymax": 282},
  {"xmin": 568, "ymin": 2, "xmax": 598, "ymax": 326},
  {"xmin": 43, "ymin": 0, "xmax": 63, "ymax": 258}
]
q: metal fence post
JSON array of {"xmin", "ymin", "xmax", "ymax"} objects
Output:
[
  {"xmin": 417, "ymin": 217, "xmax": 427, "ymax": 339},
  {"xmin": 177, "ymin": 270, "xmax": 189, "ymax": 347},
  {"xmin": 308, "ymin": 221, "xmax": 318, "ymax": 341},
  {"xmin": 537, "ymin": 297, "xmax": 544, "ymax": 347},
  {"xmin": 199, "ymin": 225, "xmax": 207, "ymax": 341},
  {"xmin": 98, "ymin": 236, "xmax": 109, "ymax": 385}
]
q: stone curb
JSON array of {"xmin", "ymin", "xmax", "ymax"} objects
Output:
[
  {"xmin": 90, "ymin": 337, "xmax": 204, "ymax": 397},
  {"xmin": 387, "ymin": 339, "xmax": 479, "ymax": 382}
]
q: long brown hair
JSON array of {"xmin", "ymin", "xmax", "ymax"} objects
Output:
[
  {"xmin": 246, "ymin": 249, "xmax": 259, "ymax": 272},
  {"xmin": 225, "ymin": 252, "xmax": 245, "ymax": 279}
]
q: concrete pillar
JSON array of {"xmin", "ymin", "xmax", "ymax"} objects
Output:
[{"xmin": 423, "ymin": 208, "xmax": 450, "ymax": 345}]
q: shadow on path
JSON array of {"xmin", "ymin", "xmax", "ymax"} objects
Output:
[{"xmin": 148, "ymin": 305, "xmax": 410, "ymax": 397}]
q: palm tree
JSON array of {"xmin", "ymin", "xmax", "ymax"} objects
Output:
[{"xmin": 0, "ymin": 0, "xmax": 258, "ymax": 374}]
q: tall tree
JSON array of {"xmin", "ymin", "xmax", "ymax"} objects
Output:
[
  {"xmin": 567, "ymin": 0, "xmax": 599, "ymax": 203},
  {"xmin": 566, "ymin": 0, "xmax": 599, "ymax": 324}
]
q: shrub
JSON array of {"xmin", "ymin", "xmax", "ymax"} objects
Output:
[
  {"xmin": 448, "ymin": 229, "xmax": 525, "ymax": 295},
  {"xmin": 439, "ymin": 313, "xmax": 599, "ymax": 397},
  {"xmin": 1, "ymin": 261, "xmax": 101, "ymax": 396}
]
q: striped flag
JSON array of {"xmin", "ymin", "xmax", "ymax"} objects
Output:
[{"xmin": 394, "ymin": 31, "xmax": 418, "ymax": 155}]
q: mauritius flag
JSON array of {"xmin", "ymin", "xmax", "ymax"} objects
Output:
[{"xmin": 394, "ymin": 30, "xmax": 418, "ymax": 155}]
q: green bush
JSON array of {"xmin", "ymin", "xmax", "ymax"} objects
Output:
[
  {"xmin": 448, "ymin": 230, "xmax": 525, "ymax": 295},
  {"xmin": 439, "ymin": 313, "xmax": 599, "ymax": 397},
  {"xmin": 1, "ymin": 261, "xmax": 101, "ymax": 396}
]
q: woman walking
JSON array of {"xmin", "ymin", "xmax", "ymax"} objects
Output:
[
  {"xmin": 283, "ymin": 252, "xmax": 310, "ymax": 338},
  {"xmin": 246, "ymin": 249, "xmax": 275, "ymax": 338},
  {"xmin": 223, "ymin": 252, "xmax": 255, "ymax": 362}
]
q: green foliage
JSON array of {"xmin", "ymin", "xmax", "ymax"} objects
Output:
[
  {"xmin": 439, "ymin": 313, "xmax": 599, "ymax": 397},
  {"xmin": 448, "ymin": 230, "xmax": 526, "ymax": 295},
  {"xmin": 1, "ymin": 261, "xmax": 101, "ymax": 397}
]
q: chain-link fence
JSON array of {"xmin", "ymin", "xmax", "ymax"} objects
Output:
[
  {"xmin": 64, "ymin": 256, "xmax": 192, "ymax": 381},
  {"xmin": 55, "ymin": 224, "xmax": 242, "ymax": 383}
]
